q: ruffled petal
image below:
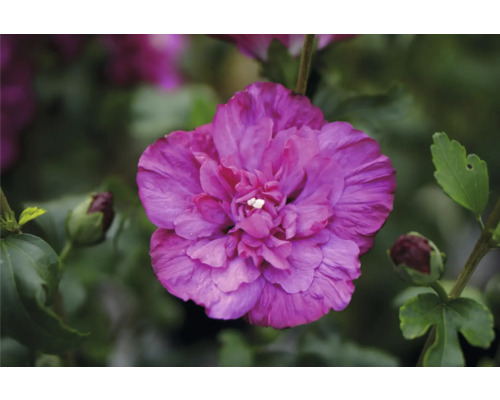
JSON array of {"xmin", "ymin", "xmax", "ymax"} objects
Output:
[
  {"xmin": 318, "ymin": 122, "xmax": 396, "ymax": 253},
  {"xmin": 279, "ymin": 132, "xmax": 319, "ymax": 196},
  {"xmin": 137, "ymin": 127, "xmax": 213, "ymax": 228},
  {"xmin": 246, "ymin": 283, "xmax": 330, "ymax": 329},
  {"xmin": 263, "ymin": 264, "xmax": 314, "ymax": 293},
  {"xmin": 289, "ymin": 237, "xmax": 324, "ymax": 270},
  {"xmin": 212, "ymin": 257, "xmax": 261, "ymax": 292},
  {"xmin": 151, "ymin": 229, "xmax": 219, "ymax": 307},
  {"xmin": 207, "ymin": 277, "xmax": 265, "ymax": 319},
  {"xmin": 212, "ymin": 82, "xmax": 325, "ymax": 166},
  {"xmin": 187, "ymin": 236, "xmax": 228, "ymax": 268},
  {"xmin": 237, "ymin": 213, "xmax": 273, "ymax": 239},
  {"xmin": 173, "ymin": 208, "xmax": 222, "ymax": 240},
  {"xmin": 320, "ymin": 233, "xmax": 361, "ymax": 280},
  {"xmin": 151, "ymin": 229, "xmax": 263, "ymax": 320}
]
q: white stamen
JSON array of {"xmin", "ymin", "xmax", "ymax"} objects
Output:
[
  {"xmin": 253, "ymin": 199, "xmax": 265, "ymax": 209},
  {"xmin": 246, "ymin": 197, "xmax": 265, "ymax": 209}
]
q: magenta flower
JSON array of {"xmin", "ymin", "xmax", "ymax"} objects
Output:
[
  {"xmin": 218, "ymin": 34, "xmax": 356, "ymax": 61},
  {"xmin": 105, "ymin": 34, "xmax": 187, "ymax": 90},
  {"xmin": 137, "ymin": 82, "xmax": 395, "ymax": 328}
]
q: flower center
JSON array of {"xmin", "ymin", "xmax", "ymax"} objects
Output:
[{"xmin": 246, "ymin": 197, "xmax": 265, "ymax": 209}]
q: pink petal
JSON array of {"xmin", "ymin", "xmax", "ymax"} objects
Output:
[
  {"xmin": 237, "ymin": 213, "xmax": 274, "ymax": 239},
  {"xmin": 246, "ymin": 283, "xmax": 330, "ymax": 329},
  {"xmin": 212, "ymin": 257, "xmax": 262, "ymax": 292},
  {"xmin": 173, "ymin": 209, "xmax": 222, "ymax": 240},
  {"xmin": 279, "ymin": 133, "xmax": 319, "ymax": 196},
  {"xmin": 320, "ymin": 233, "xmax": 361, "ymax": 280},
  {"xmin": 151, "ymin": 229, "xmax": 219, "ymax": 306},
  {"xmin": 289, "ymin": 238, "xmax": 324, "ymax": 270},
  {"xmin": 207, "ymin": 277, "xmax": 265, "ymax": 319},
  {"xmin": 137, "ymin": 128, "xmax": 212, "ymax": 229},
  {"xmin": 151, "ymin": 229, "xmax": 263, "ymax": 320},
  {"xmin": 263, "ymin": 264, "xmax": 314, "ymax": 293},
  {"xmin": 187, "ymin": 237, "xmax": 228, "ymax": 268},
  {"xmin": 193, "ymin": 193, "xmax": 230, "ymax": 225},
  {"xmin": 318, "ymin": 122, "xmax": 396, "ymax": 253},
  {"xmin": 212, "ymin": 82, "xmax": 325, "ymax": 167}
]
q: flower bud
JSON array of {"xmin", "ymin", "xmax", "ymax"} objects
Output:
[
  {"xmin": 389, "ymin": 232, "xmax": 444, "ymax": 286},
  {"xmin": 66, "ymin": 192, "xmax": 114, "ymax": 246}
]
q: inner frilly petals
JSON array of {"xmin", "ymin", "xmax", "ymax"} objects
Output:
[
  {"xmin": 194, "ymin": 193, "xmax": 231, "ymax": 225},
  {"xmin": 261, "ymin": 245, "xmax": 290, "ymax": 270},
  {"xmin": 236, "ymin": 212, "xmax": 274, "ymax": 239},
  {"xmin": 294, "ymin": 156, "xmax": 344, "ymax": 206},
  {"xmin": 199, "ymin": 158, "xmax": 231, "ymax": 201},
  {"xmin": 296, "ymin": 203, "xmax": 331, "ymax": 237},
  {"xmin": 281, "ymin": 207, "xmax": 297, "ymax": 239},
  {"xmin": 186, "ymin": 236, "xmax": 228, "ymax": 268},
  {"xmin": 212, "ymin": 257, "xmax": 261, "ymax": 292},
  {"xmin": 261, "ymin": 126, "xmax": 297, "ymax": 176},
  {"xmin": 238, "ymin": 117, "xmax": 274, "ymax": 173},
  {"xmin": 279, "ymin": 134, "xmax": 320, "ymax": 196}
]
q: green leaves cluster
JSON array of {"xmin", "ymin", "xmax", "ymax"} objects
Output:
[
  {"xmin": 394, "ymin": 133, "xmax": 499, "ymax": 367},
  {"xmin": 400, "ymin": 293, "xmax": 494, "ymax": 366}
]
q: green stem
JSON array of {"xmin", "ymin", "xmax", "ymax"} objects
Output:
[
  {"xmin": 58, "ymin": 241, "xmax": 73, "ymax": 272},
  {"xmin": 295, "ymin": 34, "xmax": 315, "ymax": 96},
  {"xmin": 431, "ymin": 281, "xmax": 449, "ymax": 303},
  {"xmin": 417, "ymin": 197, "xmax": 500, "ymax": 366},
  {"xmin": 449, "ymin": 197, "xmax": 500, "ymax": 298}
]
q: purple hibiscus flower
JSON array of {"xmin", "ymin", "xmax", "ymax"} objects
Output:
[
  {"xmin": 104, "ymin": 34, "xmax": 187, "ymax": 90},
  {"xmin": 137, "ymin": 82, "xmax": 395, "ymax": 328},
  {"xmin": 217, "ymin": 34, "xmax": 356, "ymax": 61}
]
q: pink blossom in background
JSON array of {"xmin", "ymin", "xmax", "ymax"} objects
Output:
[
  {"xmin": 137, "ymin": 82, "xmax": 395, "ymax": 328},
  {"xmin": 50, "ymin": 34, "xmax": 86, "ymax": 60},
  {"xmin": 218, "ymin": 34, "xmax": 356, "ymax": 61},
  {"xmin": 1, "ymin": 35, "xmax": 36, "ymax": 172},
  {"xmin": 105, "ymin": 34, "xmax": 187, "ymax": 89}
]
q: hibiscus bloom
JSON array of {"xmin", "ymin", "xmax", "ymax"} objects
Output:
[
  {"xmin": 137, "ymin": 82, "xmax": 395, "ymax": 328},
  {"xmin": 217, "ymin": 34, "xmax": 355, "ymax": 61}
]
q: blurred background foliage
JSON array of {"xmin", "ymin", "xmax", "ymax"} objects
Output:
[{"xmin": 1, "ymin": 34, "xmax": 499, "ymax": 367}]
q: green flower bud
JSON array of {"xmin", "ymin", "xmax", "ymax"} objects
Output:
[
  {"xmin": 389, "ymin": 232, "xmax": 444, "ymax": 286},
  {"xmin": 66, "ymin": 192, "xmax": 114, "ymax": 246}
]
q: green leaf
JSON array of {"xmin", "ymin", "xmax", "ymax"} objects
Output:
[
  {"xmin": 261, "ymin": 39, "xmax": 300, "ymax": 89},
  {"xmin": 431, "ymin": 132, "xmax": 489, "ymax": 216},
  {"xmin": 18, "ymin": 207, "xmax": 47, "ymax": 227},
  {"xmin": 1, "ymin": 234, "xmax": 87, "ymax": 354},
  {"xmin": 218, "ymin": 330, "xmax": 253, "ymax": 367},
  {"xmin": 400, "ymin": 293, "xmax": 495, "ymax": 366}
]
